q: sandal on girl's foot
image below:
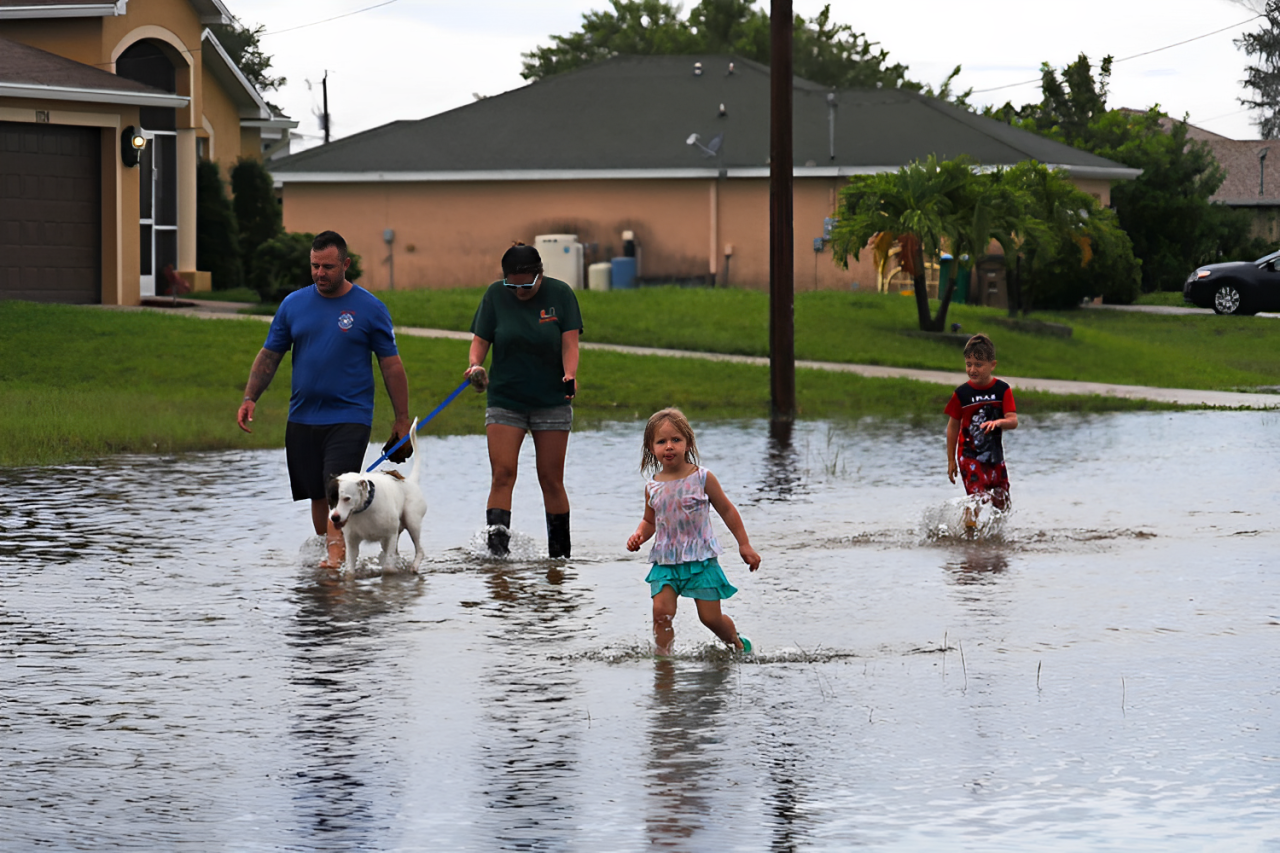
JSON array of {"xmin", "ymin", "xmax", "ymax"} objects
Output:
[{"xmin": 737, "ymin": 635, "xmax": 753, "ymax": 654}]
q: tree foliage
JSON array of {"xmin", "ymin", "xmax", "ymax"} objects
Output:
[
  {"xmin": 208, "ymin": 22, "xmax": 284, "ymax": 110},
  {"xmin": 1007, "ymin": 161, "xmax": 1140, "ymax": 308},
  {"xmin": 195, "ymin": 160, "xmax": 244, "ymax": 291},
  {"xmin": 521, "ymin": 0, "xmax": 933, "ymax": 93},
  {"xmin": 229, "ymin": 157, "xmax": 284, "ymax": 288},
  {"xmin": 249, "ymin": 232, "xmax": 363, "ymax": 304},
  {"xmin": 1236, "ymin": 1, "xmax": 1280, "ymax": 139},
  {"xmin": 984, "ymin": 53, "xmax": 1261, "ymax": 292},
  {"xmin": 830, "ymin": 156, "xmax": 1138, "ymax": 329}
]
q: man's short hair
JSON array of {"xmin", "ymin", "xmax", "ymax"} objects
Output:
[
  {"xmin": 312, "ymin": 230, "xmax": 348, "ymax": 261},
  {"xmin": 964, "ymin": 333, "xmax": 996, "ymax": 361}
]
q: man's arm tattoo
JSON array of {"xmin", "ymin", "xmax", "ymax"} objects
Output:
[{"xmin": 244, "ymin": 349, "xmax": 283, "ymax": 401}]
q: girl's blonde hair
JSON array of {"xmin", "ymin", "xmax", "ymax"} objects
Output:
[{"xmin": 640, "ymin": 407, "xmax": 699, "ymax": 473}]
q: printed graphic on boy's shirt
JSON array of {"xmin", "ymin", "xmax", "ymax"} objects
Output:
[
  {"xmin": 967, "ymin": 406, "xmax": 1002, "ymax": 464},
  {"xmin": 539, "ymin": 307, "xmax": 559, "ymax": 324},
  {"xmin": 338, "ymin": 310, "xmax": 356, "ymax": 332}
]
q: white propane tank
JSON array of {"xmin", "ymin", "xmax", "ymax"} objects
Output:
[
  {"xmin": 588, "ymin": 262, "xmax": 611, "ymax": 291},
  {"xmin": 534, "ymin": 234, "xmax": 584, "ymax": 290}
]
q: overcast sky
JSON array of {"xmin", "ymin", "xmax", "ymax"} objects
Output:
[{"xmin": 228, "ymin": 0, "xmax": 1266, "ymax": 150}]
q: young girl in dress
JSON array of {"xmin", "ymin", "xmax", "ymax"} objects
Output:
[{"xmin": 626, "ymin": 408, "xmax": 761, "ymax": 655}]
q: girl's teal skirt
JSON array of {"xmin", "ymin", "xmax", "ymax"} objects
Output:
[{"xmin": 646, "ymin": 557, "xmax": 738, "ymax": 600}]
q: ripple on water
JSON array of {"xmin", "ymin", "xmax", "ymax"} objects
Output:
[{"xmin": 1, "ymin": 415, "xmax": 1278, "ymax": 850}]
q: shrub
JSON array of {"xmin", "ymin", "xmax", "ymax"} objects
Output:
[
  {"xmin": 230, "ymin": 157, "xmax": 283, "ymax": 285},
  {"xmin": 195, "ymin": 160, "xmax": 244, "ymax": 290},
  {"xmin": 248, "ymin": 232, "xmax": 363, "ymax": 303}
]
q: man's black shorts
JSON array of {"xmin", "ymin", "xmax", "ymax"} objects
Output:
[{"xmin": 285, "ymin": 421, "xmax": 371, "ymax": 502}]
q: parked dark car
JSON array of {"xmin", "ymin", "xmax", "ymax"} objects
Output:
[{"xmin": 1184, "ymin": 249, "xmax": 1280, "ymax": 315}]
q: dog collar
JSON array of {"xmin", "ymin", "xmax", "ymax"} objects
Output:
[{"xmin": 355, "ymin": 481, "xmax": 376, "ymax": 513}]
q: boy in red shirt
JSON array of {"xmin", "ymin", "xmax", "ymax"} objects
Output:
[{"xmin": 945, "ymin": 334, "xmax": 1018, "ymax": 520}]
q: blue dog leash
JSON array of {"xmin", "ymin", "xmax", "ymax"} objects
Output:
[{"xmin": 365, "ymin": 379, "xmax": 471, "ymax": 472}]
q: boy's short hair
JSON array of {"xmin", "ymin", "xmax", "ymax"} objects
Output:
[{"xmin": 964, "ymin": 333, "xmax": 996, "ymax": 361}]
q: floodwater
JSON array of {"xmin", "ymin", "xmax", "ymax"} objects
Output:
[{"xmin": 2, "ymin": 411, "xmax": 1277, "ymax": 851}]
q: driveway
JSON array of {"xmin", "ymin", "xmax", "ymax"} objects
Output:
[{"xmin": 1084, "ymin": 303, "xmax": 1280, "ymax": 319}]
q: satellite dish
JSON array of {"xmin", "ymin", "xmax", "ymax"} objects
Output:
[{"xmin": 685, "ymin": 131, "xmax": 725, "ymax": 159}]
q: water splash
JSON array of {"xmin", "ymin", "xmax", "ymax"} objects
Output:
[
  {"xmin": 295, "ymin": 535, "xmax": 423, "ymax": 578},
  {"xmin": 920, "ymin": 496, "xmax": 1011, "ymax": 543},
  {"xmin": 463, "ymin": 525, "xmax": 548, "ymax": 562},
  {"xmin": 552, "ymin": 642, "xmax": 864, "ymax": 665}
]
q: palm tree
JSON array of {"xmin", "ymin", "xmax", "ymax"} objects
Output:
[
  {"xmin": 831, "ymin": 155, "xmax": 975, "ymax": 331},
  {"xmin": 1004, "ymin": 161, "xmax": 1096, "ymax": 314}
]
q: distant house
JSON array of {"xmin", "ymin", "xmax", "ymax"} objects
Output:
[
  {"xmin": 1183, "ymin": 123, "xmax": 1280, "ymax": 245},
  {"xmin": 0, "ymin": 0, "xmax": 295, "ymax": 305},
  {"xmin": 270, "ymin": 55, "xmax": 1139, "ymax": 293}
]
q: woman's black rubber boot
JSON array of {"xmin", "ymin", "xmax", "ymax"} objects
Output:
[
  {"xmin": 546, "ymin": 511, "xmax": 571, "ymax": 559},
  {"xmin": 486, "ymin": 508, "xmax": 511, "ymax": 557}
]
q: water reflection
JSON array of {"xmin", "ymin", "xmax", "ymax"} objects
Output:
[
  {"xmin": 473, "ymin": 560, "xmax": 587, "ymax": 848},
  {"xmin": 755, "ymin": 419, "xmax": 805, "ymax": 503},
  {"xmin": 946, "ymin": 548, "xmax": 1010, "ymax": 585},
  {"xmin": 287, "ymin": 572, "xmax": 425, "ymax": 847},
  {"xmin": 644, "ymin": 659, "xmax": 732, "ymax": 847},
  {"xmin": 1, "ymin": 414, "xmax": 1277, "ymax": 850}
]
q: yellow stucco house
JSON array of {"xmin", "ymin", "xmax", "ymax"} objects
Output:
[{"xmin": 0, "ymin": 0, "xmax": 294, "ymax": 304}]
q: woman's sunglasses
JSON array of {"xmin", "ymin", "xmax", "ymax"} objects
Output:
[{"xmin": 503, "ymin": 273, "xmax": 540, "ymax": 290}]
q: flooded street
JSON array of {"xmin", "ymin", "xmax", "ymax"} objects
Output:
[{"xmin": 2, "ymin": 411, "xmax": 1277, "ymax": 851}]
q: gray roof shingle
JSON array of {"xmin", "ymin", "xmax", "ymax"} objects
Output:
[
  {"xmin": 0, "ymin": 34, "xmax": 185, "ymax": 105},
  {"xmin": 271, "ymin": 54, "xmax": 1134, "ymax": 180}
]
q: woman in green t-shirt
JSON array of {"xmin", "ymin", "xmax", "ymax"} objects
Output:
[{"xmin": 465, "ymin": 243, "xmax": 583, "ymax": 559}]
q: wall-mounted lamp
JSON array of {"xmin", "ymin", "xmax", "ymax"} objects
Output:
[{"xmin": 121, "ymin": 125, "xmax": 147, "ymax": 167}]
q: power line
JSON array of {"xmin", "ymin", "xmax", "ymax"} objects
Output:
[
  {"xmin": 258, "ymin": 0, "xmax": 401, "ymax": 38},
  {"xmin": 1195, "ymin": 106, "xmax": 1252, "ymax": 125},
  {"xmin": 969, "ymin": 14, "xmax": 1263, "ymax": 96}
]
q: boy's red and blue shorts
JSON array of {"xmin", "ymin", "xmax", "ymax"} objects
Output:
[{"xmin": 958, "ymin": 458, "xmax": 1010, "ymax": 510}]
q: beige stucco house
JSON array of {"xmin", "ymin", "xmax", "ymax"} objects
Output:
[
  {"xmin": 270, "ymin": 55, "xmax": 1139, "ymax": 294},
  {"xmin": 0, "ymin": 0, "xmax": 294, "ymax": 304}
]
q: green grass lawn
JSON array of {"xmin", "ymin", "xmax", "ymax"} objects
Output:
[
  {"xmin": 1133, "ymin": 291, "xmax": 1193, "ymax": 307},
  {"xmin": 379, "ymin": 286, "xmax": 1280, "ymax": 392},
  {"xmin": 0, "ymin": 298, "xmax": 1172, "ymax": 466}
]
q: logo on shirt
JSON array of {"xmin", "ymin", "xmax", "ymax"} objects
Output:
[
  {"xmin": 539, "ymin": 307, "xmax": 559, "ymax": 324},
  {"xmin": 338, "ymin": 310, "xmax": 355, "ymax": 332}
]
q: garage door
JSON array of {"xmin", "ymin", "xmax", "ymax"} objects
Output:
[{"xmin": 0, "ymin": 121, "xmax": 101, "ymax": 303}]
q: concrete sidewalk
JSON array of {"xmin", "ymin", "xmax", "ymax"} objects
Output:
[
  {"xmin": 393, "ymin": 327, "xmax": 1280, "ymax": 410},
  {"xmin": 117, "ymin": 302, "xmax": 1280, "ymax": 410}
]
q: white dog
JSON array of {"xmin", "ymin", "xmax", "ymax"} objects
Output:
[{"xmin": 327, "ymin": 418, "xmax": 427, "ymax": 574}]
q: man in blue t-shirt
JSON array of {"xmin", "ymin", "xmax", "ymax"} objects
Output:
[{"xmin": 237, "ymin": 231, "xmax": 412, "ymax": 568}]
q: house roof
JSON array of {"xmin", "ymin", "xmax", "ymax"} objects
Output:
[
  {"xmin": 0, "ymin": 0, "xmax": 232, "ymax": 24},
  {"xmin": 270, "ymin": 54, "xmax": 1139, "ymax": 183},
  {"xmin": 1182, "ymin": 123, "xmax": 1280, "ymax": 207},
  {"xmin": 0, "ymin": 34, "xmax": 188, "ymax": 106}
]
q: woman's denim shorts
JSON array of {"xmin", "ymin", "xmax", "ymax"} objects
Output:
[{"xmin": 485, "ymin": 405, "xmax": 573, "ymax": 432}]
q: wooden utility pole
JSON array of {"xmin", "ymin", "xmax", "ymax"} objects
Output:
[
  {"xmin": 322, "ymin": 70, "xmax": 330, "ymax": 145},
  {"xmin": 769, "ymin": 0, "xmax": 796, "ymax": 423}
]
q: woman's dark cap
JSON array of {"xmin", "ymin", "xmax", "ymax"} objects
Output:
[{"xmin": 501, "ymin": 243, "xmax": 542, "ymax": 275}]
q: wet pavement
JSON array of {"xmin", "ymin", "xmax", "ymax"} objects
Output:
[{"xmin": 2, "ymin": 412, "xmax": 1277, "ymax": 850}]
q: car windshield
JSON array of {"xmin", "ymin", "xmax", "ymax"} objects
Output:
[{"xmin": 1255, "ymin": 249, "xmax": 1280, "ymax": 265}]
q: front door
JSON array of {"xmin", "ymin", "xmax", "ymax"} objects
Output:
[{"xmin": 138, "ymin": 130, "xmax": 176, "ymax": 297}]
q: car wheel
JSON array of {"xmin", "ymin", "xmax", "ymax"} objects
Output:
[{"xmin": 1213, "ymin": 284, "xmax": 1247, "ymax": 315}]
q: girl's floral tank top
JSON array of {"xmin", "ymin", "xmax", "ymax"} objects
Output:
[{"xmin": 646, "ymin": 466, "xmax": 723, "ymax": 565}]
